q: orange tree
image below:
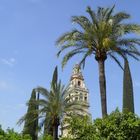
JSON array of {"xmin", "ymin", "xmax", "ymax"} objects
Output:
[{"xmin": 61, "ymin": 110, "xmax": 140, "ymax": 140}]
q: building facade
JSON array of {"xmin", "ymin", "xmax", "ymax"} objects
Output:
[{"xmin": 61, "ymin": 64, "xmax": 90, "ymax": 137}]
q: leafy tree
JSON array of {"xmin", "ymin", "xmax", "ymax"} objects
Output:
[
  {"xmin": 62, "ymin": 110, "xmax": 140, "ymax": 140},
  {"xmin": 18, "ymin": 89, "xmax": 39, "ymax": 140},
  {"xmin": 38, "ymin": 134, "xmax": 53, "ymax": 140},
  {"xmin": 94, "ymin": 110, "xmax": 140, "ymax": 139},
  {"xmin": 0, "ymin": 126, "xmax": 31, "ymax": 140},
  {"xmin": 56, "ymin": 5, "xmax": 140, "ymax": 117},
  {"xmin": 35, "ymin": 67, "xmax": 86, "ymax": 140},
  {"xmin": 0, "ymin": 125, "xmax": 5, "ymax": 136},
  {"xmin": 62, "ymin": 115, "xmax": 99, "ymax": 140},
  {"xmin": 123, "ymin": 59, "xmax": 134, "ymax": 113}
]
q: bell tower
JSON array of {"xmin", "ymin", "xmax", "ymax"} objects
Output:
[
  {"xmin": 68, "ymin": 64, "xmax": 89, "ymax": 106},
  {"xmin": 61, "ymin": 64, "xmax": 90, "ymax": 137}
]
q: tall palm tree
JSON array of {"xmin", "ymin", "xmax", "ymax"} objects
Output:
[
  {"xmin": 35, "ymin": 67, "xmax": 87, "ymax": 140},
  {"xmin": 56, "ymin": 6, "xmax": 140, "ymax": 117}
]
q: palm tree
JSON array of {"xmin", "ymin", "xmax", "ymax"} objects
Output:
[
  {"xmin": 35, "ymin": 67, "xmax": 87, "ymax": 140},
  {"xmin": 56, "ymin": 6, "xmax": 140, "ymax": 117}
]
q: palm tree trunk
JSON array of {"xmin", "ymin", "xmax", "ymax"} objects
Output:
[
  {"xmin": 53, "ymin": 124, "xmax": 58, "ymax": 140},
  {"xmin": 98, "ymin": 60, "xmax": 107, "ymax": 117}
]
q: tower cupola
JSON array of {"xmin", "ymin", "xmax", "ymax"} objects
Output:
[{"xmin": 69, "ymin": 64, "xmax": 87, "ymax": 91}]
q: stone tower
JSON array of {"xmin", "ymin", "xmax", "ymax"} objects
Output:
[{"xmin": 61, "ymin": 64, "xmax": 90, "ymax": 137}]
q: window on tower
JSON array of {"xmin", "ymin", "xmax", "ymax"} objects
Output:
[{"xmin": 78, "ymin": 81, "xmax": 81, "ymax": 86}]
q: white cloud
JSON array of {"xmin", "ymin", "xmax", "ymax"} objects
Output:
[{"xmin": 1, "ymin": 57, "xmax": 16, "ymax": 67}]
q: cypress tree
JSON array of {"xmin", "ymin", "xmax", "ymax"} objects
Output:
[
  {"xmin": 123, "ymin": 59, "xmax": 134, "ymax": 113},
  {"xmin": 23, "ymin": 89, "xmax": 39, "ymax": 140}
]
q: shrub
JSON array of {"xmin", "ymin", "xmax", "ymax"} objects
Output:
[{"xmin": 63, "ymin": 110, "xmax": 140, "ymax": 140}]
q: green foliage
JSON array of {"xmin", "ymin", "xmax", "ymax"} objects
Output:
[
  {"xmin": 0, "ymin": 125, "xmax": 5, "ymax": 136},
  {"xmin": 38, "ymin": 134, "xmax": 53, "ymax": 140},
  {"xmin": 63, "ymin": 110, "xmax": 140, "ymax": 140},
  {"xmin": 0, "ymin": 126, "xmax": 31, "ymax": 140},
  {"xmin": 123, "ymin": 59, "xmax": 134, "ymax": 113},
  {"xmin": 94, "ymin": 110, "xmax": 140, "ymax": 139},
  {"xmin": 65, "ymin": 115, "xmax": 100, "ymax": 140}
]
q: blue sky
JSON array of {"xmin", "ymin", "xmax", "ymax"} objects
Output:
[{"xmin": 0, "ymin": 0, "xmax": 140, "ymax": 132}]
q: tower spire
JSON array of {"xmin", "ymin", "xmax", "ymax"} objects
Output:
[
  {"xmin": 69, "ymin": 64, "xmax": 87, "ymax": 90},
  {"xmin": 71, "ymin": 64, "xmax": 83, "ymax": 81}
]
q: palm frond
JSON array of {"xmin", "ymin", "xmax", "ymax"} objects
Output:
[
  {"xmin": 79, "ymin": 50, "xmax": 93, "ymax": 69},
  {"xmin": 56, "ymin": 30, "xmax": 82, "ymax": 46},
  {"xmin": 86, "ymin": 6, "xmax": 98, "ymax": 27},
  {"xmin": 57, "ymin": 42, "xmax": 83, "ymax": 57},
  {"xmin": 35, "ymin": 87, "xmax": 50, "ymax": 99},
  {"xmin": 17, "ymin": 115, "xmax": 26, "ymax": 126},
  {"xmin": 72, "ymin": 16, "xmax": 91, "ymax": 30},
  {"xmin": 117, "ymin": 38, "xmax": 140, "ymax": 47},
  {"xmin": 36, "ymin": 99, "xmax": 49, "ymax": 107},
  {"xmin": 125, "ymin": 50, "xmax": 140, "ymax": 60},
  {"xmin": 106, "ymin": 5, "xmax": 115, "ymax": 21},
  {"xmin": 122, "ymin": 24, "xmax": 140, "ymax": 34},
  {"xmin": 61, "ymin": 49, "xmax": 85, "ymax": 69},
  {"xmin": 17, "ymin": 109, "xmax": 40, "ymax": 126},
  {"xmin": 113, "ymin": 12, "xmax": 130, "ymax": 24},
  {"xmin": 109, "ymin": 53, "xmax": 123, "ymax": 69}
]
